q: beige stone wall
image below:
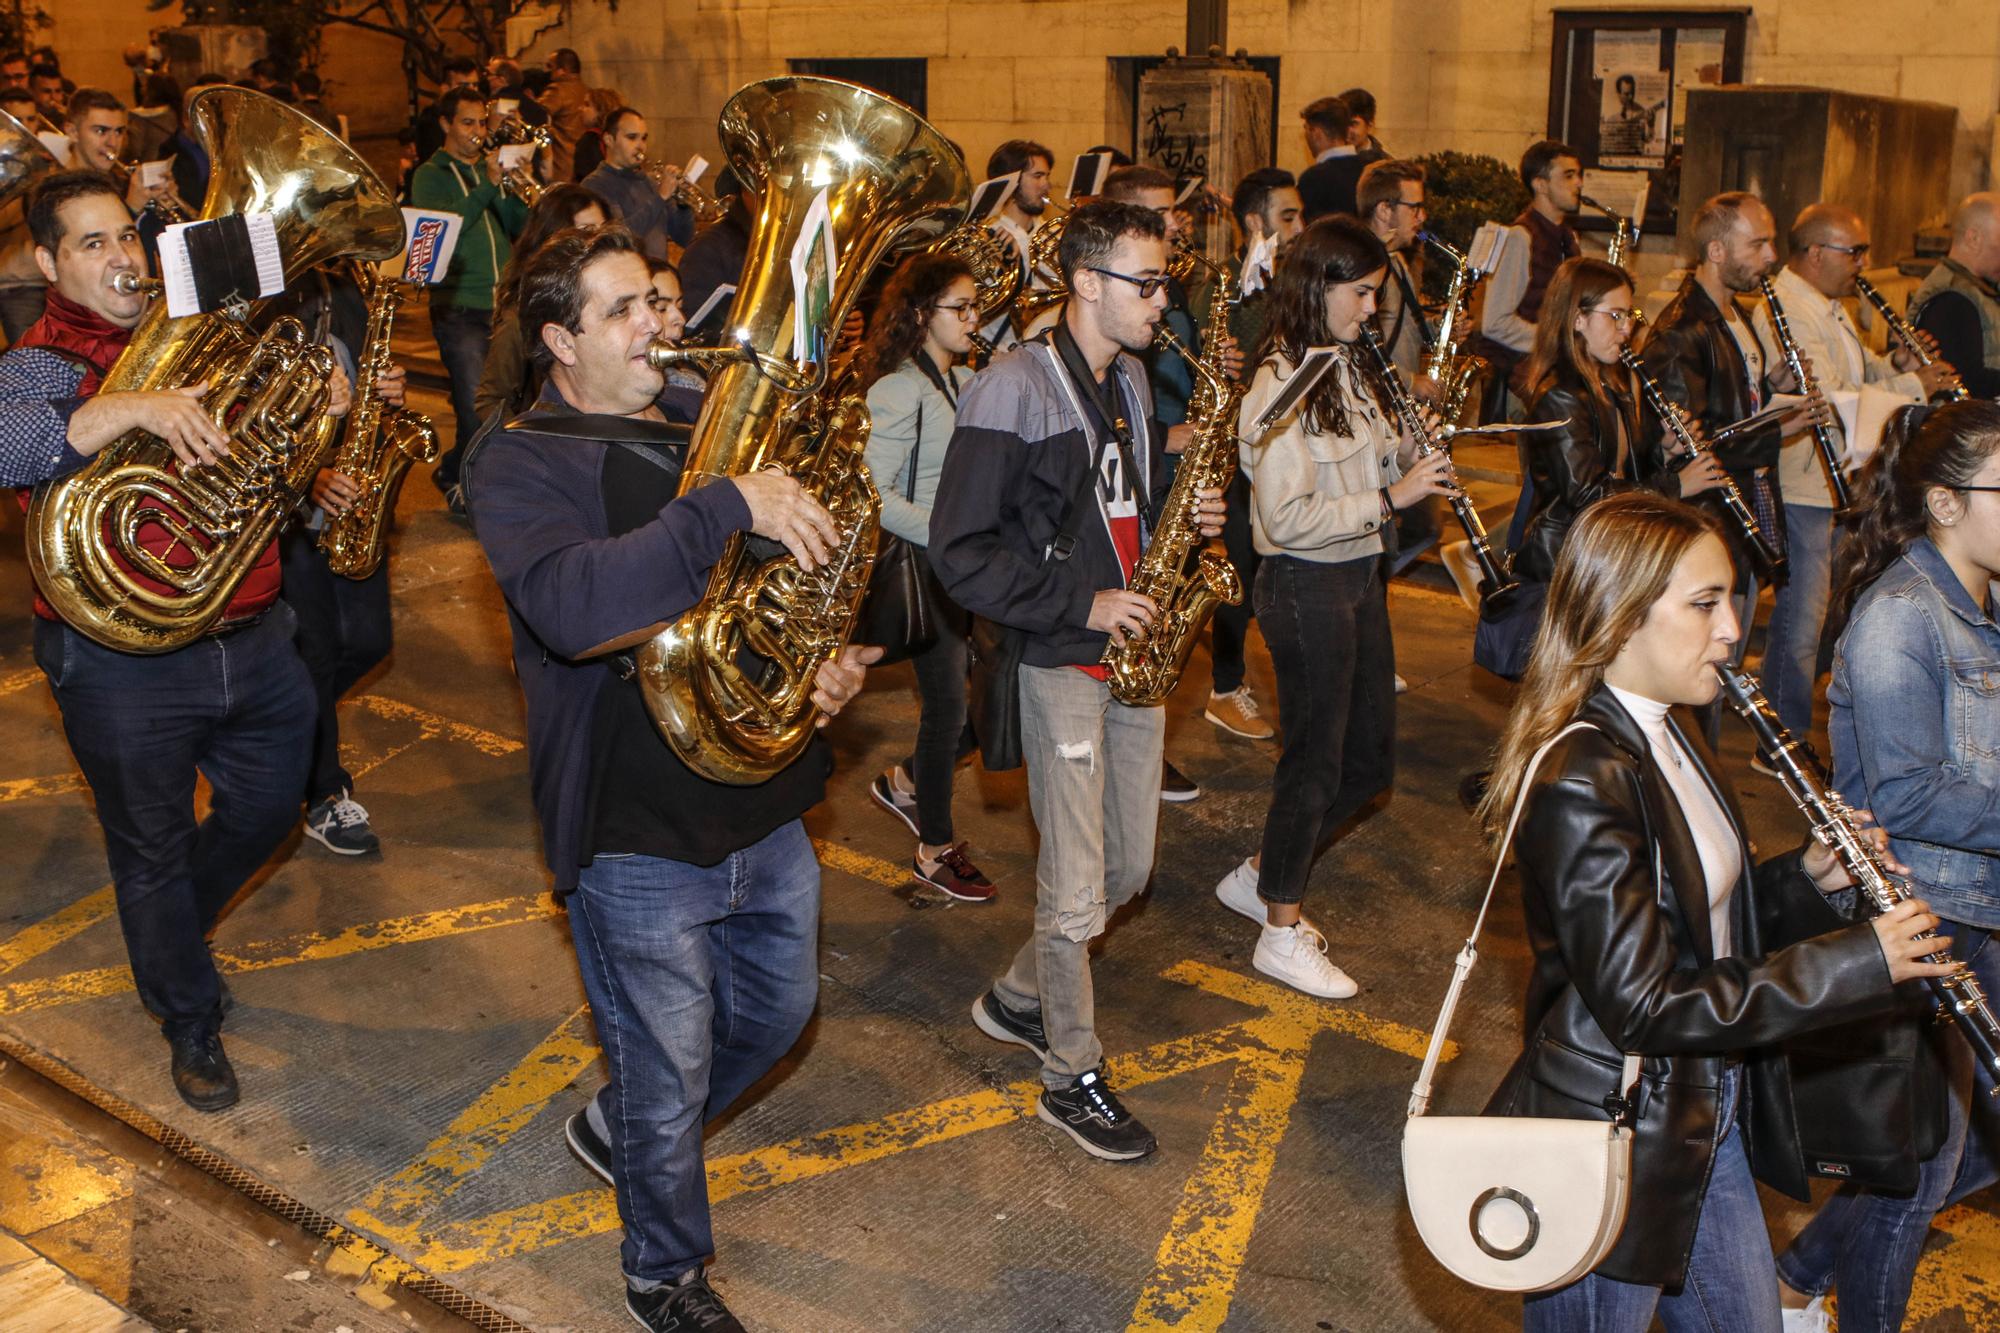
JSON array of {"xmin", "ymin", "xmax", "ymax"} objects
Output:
[{"xmin": 38, "ymin": 0, "xmax": 174, "ymax": 106}]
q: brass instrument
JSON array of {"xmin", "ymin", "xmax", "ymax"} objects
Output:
[
  {"xmin": 0, "ymin": 109, "xmax": 60, "ymax": 225},
  {"xmin": 110, "ymin": 273, "xmax": 163, "ymax": 296},
  {"xmin": 1618, "ymin": 347, "xmax": 1788, "ymax": 578},
  {"xmin": 634, "ymin": 75, "xmax": 969, "ymax": 783},
  {"xmin": 1004, "ymin": 213, "xmax": 1072, "ymax": 335},
  {"xmin": 114, "ymin": 153, "xmax": 188, "ymax": 224},
  {"xmin": 484, "ymin": 114, "xmax": 550, "ymax": 204},
  {"xmin": 1100, "ymin": 321, "xmax": 1245, "ymax": 704},
  {"xmin": 1578, "ymin": 193, "xmax": 1637, "ymax": 271},
  {"xmin": 927, "ymin": 222, "xmax": 1022, "ymax": 366},
  {"xmin": 1758, "ymin": 275, "xmax": 1853, "ymax": 513},
  {"xmin": 1854, "ymin": 274, "xmax": 1966, "ymax": 404},
  {"xmin": 1417, "ymin": 230, "xmax": 1490, "ymax": 425},
  {"xmin": 1715, "ymin": 664, "xmax": 2000, "ymax": 1095},
  {"xmin": 1358, "ymin": 324, "xmax": 1522, "ymax": 616},
  {"xmin": 319, "ymin": 264, "xmax": 440, "ymax": 578},
  {"xmin": 636, "ymin": 151, "xmax": 729, "ymax": 227},
  {"xmin": 26, "ymin": 87, "xmax": 404, "ymax": 652}
]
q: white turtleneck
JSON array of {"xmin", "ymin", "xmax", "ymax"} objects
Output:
[{"xmin": 1606, "ymin": 684, "xmax": 1743, "ymax": 956}]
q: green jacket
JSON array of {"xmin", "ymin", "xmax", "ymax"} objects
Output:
[{"xmin": 408, "ymin": 150, "xmax": 528, "ymax": 311}]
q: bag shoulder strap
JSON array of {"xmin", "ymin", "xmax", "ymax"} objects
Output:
[{"xmin": 1406, "ymin": 720, "xmax": 1642, "ymax": 1121}]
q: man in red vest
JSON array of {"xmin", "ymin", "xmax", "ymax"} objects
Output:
[{"xmin": 1, "ymin": 170, "xmax": 349, "ymax": 1112}]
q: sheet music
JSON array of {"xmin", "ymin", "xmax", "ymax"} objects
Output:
[
  {"xmin": 246, "ymin": 214, "xmax": 282, "ymax": 298},
  {"xmin": 687, "ymin": 282, "xmax": 737, "ymax": 331},
  {"xmin": 496, "ymin": 144, "xmax": 534, "ymax": 173},
  {"xmin": 1252, "ymin": 346, "xmax": 1342, "ymax": 434},
  {"xmin": 1467, "ymin": 222, "xmax": 1509, "ymax": 275},
  {"xmin": 684, "ymin": 153, "xmax": 709, "ymax": 185}
]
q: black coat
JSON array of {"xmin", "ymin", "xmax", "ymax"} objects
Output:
[
  {"xmin": 1485, "ymin": 687, "xmax": 1897, "ymax": 1288},
  {"xmin": 1298, "ymin": 149, "xmax": 1384, "ymax": 223},
  {"xmin": 1511, "ymin": 366, "xmax": 1648, "ymax": 584}
]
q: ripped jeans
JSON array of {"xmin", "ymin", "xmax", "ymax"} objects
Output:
[{"xmin": 994, "ymin": 664, "xmax": 1164, "ymax": 1088}]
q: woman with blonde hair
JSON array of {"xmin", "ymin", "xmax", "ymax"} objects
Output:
[{"xmin": 1474, "ymin": 489, "xmax": 1952, "ymax": 1330}]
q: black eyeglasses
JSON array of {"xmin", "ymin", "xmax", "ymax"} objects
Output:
[
  {"xmin": 1088, "ymin": 267, "xmax": 1170, "ymax": 299},
  {"xmin": 1392, "ymin": 199, "xmax": 1427, "ymax": 211},
  {"xmin": 1954, "ymin": 485, "xmax": 2000, "ymax": 493}
]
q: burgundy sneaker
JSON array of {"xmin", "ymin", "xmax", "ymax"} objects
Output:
[{"xmin": 915, "ymin": 844, "xmax": 995, "ymax": 902}]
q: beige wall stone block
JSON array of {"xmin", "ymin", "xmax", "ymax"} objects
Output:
[
  {"xmin": 766, "ymin": 5, "xmax": 949, "ymax": 58},
  {"xmin": 1763, "ymin": 0, "xmax": 1998, "ymax": 61},
  {"xmin": 1893, "ymin": 56, "xmax": 2000, "ymax": 130},
  {"xmin": 1266, "ymin": 0, "xmax": 1364, "ymax": 55},
  {"xmin": 945, "ymin": 2, "xmax": 1180, "ymax": 61},
  {"xmin": 926, "ymin": 56, "xmax": 1019, "ymax": 124},
  {"xmin": 1363, "ymin": 0, "xmax": 1537, "ymax": 55},
  {"xmin": 1427, "ymin": 48, "xmax": 1546, "ymax": 143},
  {"xmin": 1746, "ymin": 57, "xmax": 1902, "ymax": 101}
]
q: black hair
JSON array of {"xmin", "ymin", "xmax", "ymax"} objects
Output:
[
  {"xmin": 986, "ymin": 139, "xmax": 1052, "ymax": 180},
  {"xmin": 442, "ymin": 55, "xmax": 481, "ymax": 79},
  {"xmin": 26, "ymin": 169, "xmax": 126, "ymax": 254},
  {"xmin": 498, "ymin": 184, "xmax": 612, "ymax": 311},
  {"xmin": 602, "ymin": 105, "xmax": 642, "ymax": 139},
  {"xmin": 519, "ymin": 224, "xmax": 644, "ymax": 370},
  {"xmin": 1263, "ymin": 215, "xmax": 1392, "ymax": 438},
  {"xmin": 1337, "ymin": 87, "xmax": 1376, "ymax": 124},
  {"xmin": 1057, "ymin": 199, "xmax": 1166, "ymax": 286},
  {"xmin": 1232, "ymin": 167, "xmax": 1296, "ymax": 231},
  {"xmin": 1520, "ymin": 139, "xmax": 1579, "ymax": 190},
  {"xmin": 436, "ymin": 85, "xmax": 487, "ymax": 127}
]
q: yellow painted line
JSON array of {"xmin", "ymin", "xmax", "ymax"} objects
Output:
[
  {"xmin": 0, "ymin": 668, "xmax": 43, "ymax": 697},
  {"xmin": 0, "ymin": 886, "xmax": 116, "ymax": 976},
  {"xmin": 354, "ymin": 1007, "xmax": 598, "ymax": 1229},
  {"xmin": 350, "ymin": 695, "xmax": 524, "ymax": 756},
  {"xmin": 1905, "ymin": 1203, "xmax": 2000, "ymax": 1325},
  {"xmin": 0, "ymin": 771, "xmax": 88, "ymax": 805},
  {"xmin": 812, "ymin": 839, "xmax": 915, "ymax": 889},
  {"xmin": 0, "ymin": 893, "xmax": 559, "ymax": 1015},
  {"xmin": 1163, "ymin": 959, "xmax": 1457, "ymax": 1064}
]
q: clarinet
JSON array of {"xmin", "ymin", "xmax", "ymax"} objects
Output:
[
  {"xmin": 1853, "ymin": 275, "xmax": 1967, "ymax": 404},
  {"xmin": 1356, "ymin": 324, "xmax": 1522, "ymax": 618},
  {"xmin": 1618, "ymin": 349, "xmax": 1789, "ymax": 580},
  {"xmin": 1715, "ymin": 665, "xmax": 2000, "ymax": 1095},
  {"xmin": 1758, "ymin": 276, "xmax": 1854, "ymax": 513}
]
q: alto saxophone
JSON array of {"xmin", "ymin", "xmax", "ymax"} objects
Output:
[
  {"xmin": 1099, "ymin": 322, "xmax": 1245, "ymax": 706},
  {"xmin": 1416, "ymin": 231, "xmax": 1489, "ymax": 425},
  {"xmin": 320, "ymin": 265, "xmax": 440, "ymax": 579},
  {"xmin": 1715, "ymin": 665, "xmax": 2000, "ymax": 1094}
]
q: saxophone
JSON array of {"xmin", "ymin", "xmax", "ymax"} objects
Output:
[
  {"xmin": 1416, "ymin": 231, "xmax": 1489, "ymax": 425},
  {"xmin": 1099, "ymin": 321, "xmax": 1245, "ymax": 706},
  {"xmin": 319, "ymin": 265, "xmax": 441, "ymax": 579}
]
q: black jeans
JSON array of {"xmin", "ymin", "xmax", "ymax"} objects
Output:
[
  {"xmin": 281, "ymin": 528, "xmax": 393, "ymax": 803},
  {"xmin": 1254, "ymin": 555, "xmax": 1397, "ymax": 905},
  {"xmin": 1211, "ymin": 470, "xmax": 1259, "ymax": 695},
  {"xmin": 429, "ymin": 302, "xmax": 493, "ymax": 488},
  {"xmin": 899, "ymin": 563, "xmax": 972, "ymax": 846},
  {"xmin": 33, "ymin": 607, "xmax": 314, "ymax": 1039}
]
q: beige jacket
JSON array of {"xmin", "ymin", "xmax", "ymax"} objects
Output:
[{"xmin": 1237, "ymin": 351, "xmax": 1404, "ymax": 562}]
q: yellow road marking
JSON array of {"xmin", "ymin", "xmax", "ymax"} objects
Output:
[
  {"xmin": 0, "ymin": 894, "xmax": 559, "ymax": 1015},
  {"xmin": 0, "ymin": 886, "xmax": 116, "ymax": 976},
  {"xmin": 1905, "ymin": 1203, "xmax": 2000, "ymax": 1325},
  {"xmin": 0, "ymin": 668, "xmax": 42, "ymax": 697},
  {"xmin": 0, "ymin": 772, "xmax": 89, "ymax": 805},
  {"xmin": 350, "ymin": 695, "xmax": 524, "ymax": 756},
  {"xmin": 812, "ymin": 839, "xmax": 916, "ymax": 889}
]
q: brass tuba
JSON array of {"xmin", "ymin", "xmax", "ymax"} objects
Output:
[
  {"xmin": 638, "ymin": 76, "xmax": 969, "ymax": 783},
  {"xmin": 27, "ymin": 87, "xmax": 404, "ymax": 652},
  {"xmin": 0, "ymin": 108, "xmax": 61, "ymax": 219}
]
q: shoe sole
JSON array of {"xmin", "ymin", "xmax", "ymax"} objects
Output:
[
  {"xmin": 1034, "ymin": 1099, "xmax": 1155, "ymax": 1161},
  {"xmin": 1159, "ymin": 787, "xmax": 1201, "ymax": 803},
  {"xmin": 1202, "ymin": 708, "xmax": 1274, "ymax": 741},
  {"xmin": 1252, "ymin": 955, "xmax": 1358, "ymax": 1000},
  {"xmin": 175, "ymin": 1078, "xmax": 240, "ymax": 1113},
  {"xmin": 970, "ymin": 995, "xmax": 1049, "ymax": 1060},
  {"xmin": 868, "ymin": 782, "xmax": 922, "ymax": 838},
  {"xmin": 303, "ymin": 824, "xmax": 378, "ymax": 856},
  {"xmin": 565, "ymin": 1113, "xmax": 615, "ymax": 1187}
]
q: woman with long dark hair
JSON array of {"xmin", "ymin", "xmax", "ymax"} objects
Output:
[
  {"xmin": 1472, "ymin": 491, "xmax": 1949, "ymax": 1331},
  {"xmin": 1210, "ymin": 216, "xmax": 1455, "ymax": 997},
  {"xmin": 1772, "ymin": 400, "xmax": 2000, "ymax": 1331},
  {"xmin": 475, "ymin": 184, "xmax": 609, "ymax": 421},
  {"xmin": 857, "ymin": 251, "xmax": 995, "ymax": 901}
]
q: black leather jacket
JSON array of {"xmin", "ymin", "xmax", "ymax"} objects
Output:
[
  {"xmin": 1510, "ymin": 366, "xmax": 1649, "ymax": 584},
  {"xmin": 1485, "ymin": 687, "xmax": 1897, "ymax": 1287}
]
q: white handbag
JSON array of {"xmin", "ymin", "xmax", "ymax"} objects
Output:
[{"xmin": 1401, "ymin": 722, "xmax": 1643, "ymax": 1293}]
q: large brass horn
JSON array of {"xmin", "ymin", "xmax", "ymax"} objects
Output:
[
  {"xmin": 638, "ymin": 76, "xmax": 969, "ymax": 782},
  {"xmin": 0, "ymin": 108, "xmax": 61, "ymax": 220},
  {"xmin": 26, "ymin": 87, "xmax": 404, "ymax": 652}
]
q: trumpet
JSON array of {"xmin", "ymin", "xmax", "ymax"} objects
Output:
[
  {"xmin": 637, "ymin": 152, "xmax": 728, "ymax": 227},
  {"xmin": 1618, "ymin": 347, "xmax": 1788, "ymax": 578},
  {"xmin": 114, "ymin": 154, "xmax": 189, "ymax": 224},
  {"xmin": 1854, "ymin": 274, "xmax": 1966, "ymax": 404},
  {"xmin": 481, "ymin": 117, "xmax": 549, "ymax": 204},
  {"xmin": 1715, "ymin": 664, "xmax": 2000, "ymax": 1096}
]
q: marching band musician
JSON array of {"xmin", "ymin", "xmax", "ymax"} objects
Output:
[
  {"xmin": 1913, "ymin": 192, "xmax": 2000, "ymax": 401},
  {"xmin": 1221, "ymin": 165, "xmax": 1301, "ymax": 357},
  {"xmin": 1209, "ymin": 217, "xmax": 1455, "ymax": 1000},
  {"xmin": 1, "ymin": 171, "xmax": 350, "ymax": 1113},
  {"xmin": 930, "ymin": 200, "xmax": 1225, "ymax": 1162},
  {"xmin": 580, "ymin": 107, "xmax": 693, "ymax": 261},
  {"xmin": 1750, "ymin": 203, "xmax": 1955, "ymax": 745},
  {"xmin": 1473, "ymin": 139, "xmax": 1582, "ymax": 420},
  {"xmin": 1357, "ymin": 159, "xmax": 1433, "ymax": 389},
  {"xmin": 465, "ymin": 225, "xmax": 875, "ymax": 1333},
  {"xmin": 62, "ymin": 88, "xmax": 177, "ymax": 219}
]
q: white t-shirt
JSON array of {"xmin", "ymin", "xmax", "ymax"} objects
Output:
[{"xmin": 1607, "ymin": 685, "xmax": 1743, "ymax": 956}]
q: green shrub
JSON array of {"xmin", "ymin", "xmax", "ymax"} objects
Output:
[{"xmin": 1412, "ymin": 151, "xmax": 1529, "ymax": 301}]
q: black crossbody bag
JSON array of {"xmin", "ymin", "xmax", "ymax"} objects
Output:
[{"xmin": 857, "ymin": 360, "xmax": 965, "ymax": 664}]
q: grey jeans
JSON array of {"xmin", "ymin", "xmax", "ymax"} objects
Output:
[{"xmin": 993, "ymin": 663, "xmax": 1164, "ymax": 1087}]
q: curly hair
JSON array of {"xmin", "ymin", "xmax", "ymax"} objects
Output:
[{"xmin": 852, "ymin": 251, "xmax": 974, "ymax": 389}]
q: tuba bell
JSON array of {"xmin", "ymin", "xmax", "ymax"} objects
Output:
[
  {"xmin": 637, "ymin": 75, "xmax": 969, "ymax": 783},
  {"xmin": 0, "ymin": 108, "xmax": 60, "ymax": 218},
  {"xmin": 26, "ymin": 87, "xmax": 404, "ymax": 652}
]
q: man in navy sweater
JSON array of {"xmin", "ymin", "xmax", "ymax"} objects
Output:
[{"xmin": 467, "ymin": 225, "xmax": 873, "ymax": 1333}]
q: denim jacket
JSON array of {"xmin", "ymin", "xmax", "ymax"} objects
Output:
[{"xmin": 1829, "ymin": 537, "xmax": 2000, "ymax": 927}]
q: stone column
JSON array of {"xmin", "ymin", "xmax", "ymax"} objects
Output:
[{"xmin": 1137, "ymin": 53, "xmax": 1272, "ymax": 263}]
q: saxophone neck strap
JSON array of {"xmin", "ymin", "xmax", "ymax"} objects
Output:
[
  {"xmin": 503, "ymin": 408, "xmax": 692, "ymax": 450},
  {"xmin": 1051, "ymin": 321, "xmax": 1153, "ymax": 544}
]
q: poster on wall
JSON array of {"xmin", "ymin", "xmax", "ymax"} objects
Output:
[
  {"xmin": 1671, "ymin": 28, "xmax": 1728, "ymax": 144},
  {"xmin": 1595, "ymin": 29, "xmax": 1669, "ymax": 167}
]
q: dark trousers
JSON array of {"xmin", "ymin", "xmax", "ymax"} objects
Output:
[
  {"xmin": 1254, "ymin": 555, "xmax": 1397, "ymax": 905},
  {"xmin": 429, "ymin": 302, "xmax": 493, "ymax": 488},
  {"xmin": 0, "ymin": 284, "xmax": 47, "ymax": 344},
  {"xmin": 900, "ymin": 618, "xmax": 972, "ymax": 847},
  {"xmin": 33, "ymin": 608, "xmax": 314, "ymax": 1039},
  {"xmin": 281, "ymin": 528, "xmax": 392, "ymax": 803},
  {"xmin": 1210, "ymin": 470, "xmax": 1259, "ymax": 695}
]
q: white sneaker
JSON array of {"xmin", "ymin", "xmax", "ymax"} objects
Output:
[
  {"xmin": 1252, "ymin": 922, "xmax": 1357, "ymax": 999},
  {"xmin": 1393, "ymin": 673, "xmax": 1408, "ymax": 694},
  {"xmin": 1781, "ymin": 1296, "xmax": 1830, "ymax": 1333},
  {"xmin": 1214, "ymin": 859, "xmax": 1265, "ymax": 924}
]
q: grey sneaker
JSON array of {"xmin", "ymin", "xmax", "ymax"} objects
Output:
[{"xmin": 304, "ymin": 792, "xmax": 380, "ymax": 856}]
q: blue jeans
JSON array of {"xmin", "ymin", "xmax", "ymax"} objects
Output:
[
  {"xmin": 1775, "ymin": 921, "xmax": 2000, "ymax": 1332},
  {"xmin": 32, "ymin": 607, "xmax": 315, "ymax": 1039},
  {"xmin": 1525, "ymin": 1067, "xmax": 1782, "ymax": 1332},
  {"xmin": 1763, "ymin": 504, "xmax": 1837, "ymax": 739},
  {"xmin": 281, "ymin": 528, "xmax": 392, "ymax": 803},
  {"xmin": 429, "ymin": 302, "xmax": 493, "ymax": 488},
  {"xmin": 569, "ymin": 822, "xmax": 821, "ymax": 1284}
]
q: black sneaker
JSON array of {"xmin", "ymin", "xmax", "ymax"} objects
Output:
[
  {"xmin": 565, "ymin": 1108, "xmax": 613, "ymax": 1186},
  {"xmin": 970, "ymin": 989, "xmax": 1049, "ymax": 1059},
  {"xmin": 1037, "ymin": 1068, "xmax": 1157, "ymax": 1161},
  {"xmin": 169, "ymin": 1027, "xmax": 239, "ymax": 1112},
  {"xmin": 1161, "ymin": 759, "xmax": 1201, "ymax": 803},
  {"xmin": 304, "ymin": 792, "xmax": 380, "ymax": 856},
  {"xmin": 626, "ymin": 1268, "xmax": 744, "ymax": 1332},
  {"xmin": 868, "ymin": 768, "xmax": 920, "ymax": 837}
]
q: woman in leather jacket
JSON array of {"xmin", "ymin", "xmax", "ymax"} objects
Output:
[
  {"xmin": 1472, "ymin": 491, "xmax": 1954, "ymax": 1331},
  {"xmin": 1774, "ymin": 401, "xmax": 2000, "ymax": 1332}
]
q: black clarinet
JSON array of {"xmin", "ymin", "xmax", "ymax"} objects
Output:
[
  {"xmin": 1854, "ymin": 274, "xmax": 1967, "ymax": 404},
  {"xmin": 1715, "ymin": 664, "xmax": 2000, "ymax": 1095},
  {"xmin": 1356, "ymin": 325, "xmax": 1521, "ymax": 619},
  {"xmin": 1758, "ymin": 276, "xmax": 1854, "ymax": 513},
  {"xmin": 1618, "ymin": 349, "xmax": 1788, "ymax": 580}
]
